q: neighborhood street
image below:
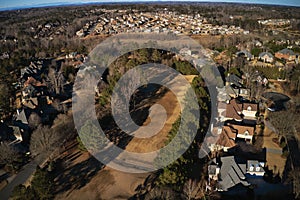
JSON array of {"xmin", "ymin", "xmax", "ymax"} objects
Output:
[{"xmin": 0, "ymin": 160, "xmax": 38, "ymax": 200}]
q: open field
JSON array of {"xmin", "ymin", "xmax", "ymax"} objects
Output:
[{"xmin": 55, "ymin": 75, "xmax": 196, "ymax": 199}]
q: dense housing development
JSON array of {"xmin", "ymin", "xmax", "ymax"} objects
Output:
[{"xmin": 0, "ymin": 2, "xmax": 300, "ymax": 200}]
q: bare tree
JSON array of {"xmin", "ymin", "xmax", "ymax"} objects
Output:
[
  {"xmin": 28, "ymin": 112, "xmax": 42, "ymax": 129},
  {"xmin": 52, "ymin": 113, "xmax": 76, "ymax": 140},
  {"xmin": 30, "ymin": 125, "xmax": 58, "ymax": 157},
  {"xmin": 268, "ymin": 110, "xmax": 297, "ymax": 139},
  {"xmin": 183, "ymin": 178, "xmax": 210, "ymax": 200},
  {"xmin": 288, "ymin": 167, "xmax": 300, "ymax": 199},
  {"xmin": 48, "ymin": 67, "xmax": 65, "ymax": 95},
  {"xmin": 0, "ymin": 142, "xmax": 19, "ymax": 166}
]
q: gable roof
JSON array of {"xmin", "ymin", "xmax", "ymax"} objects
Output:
[
  {"xmin": 217, "ymin": 156, "xmax": 250, "ymax": 191},
  {"xmin": 259, "ymin": 52, "xmax": 274, "ymax": 58},
  {"xmin": 277, "ymin": 48, "xmax": 295, "ymax": 56},
  {"xmin": 223, "ymin": 99, "xmax": 243, "ymax": 120},
  {"xmin": 215, "ymin": 126, "xmax": 236, "ymax": 149},
  {"xmin": 229, "ymin": 124, "xmax": 255, "ymax": 136},
  {"xmin": 243, "ymin": 102, "xmax": 258, "ymax": 112},
  {"xmin": 236, "ymin": 50, "xmax": 253, "ymax": 59},
  {"xmin": 15, "ymin": 109, "xmax": 29, "ymax": 125},
  {"xmin": 226, "ymin": 74, "xmax": 242, "ymax": 87}
]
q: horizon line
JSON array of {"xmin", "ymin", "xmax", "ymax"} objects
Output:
[{"xmin": 0, "ymin": 0, "xmax": 299, "ymax": 12}]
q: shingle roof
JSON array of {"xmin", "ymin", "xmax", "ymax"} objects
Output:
[
  {"xmin": 215, "ymin": 127, "xmax": 236, "ymax": 149},
  {"xmin": 226, "ymin": 74, "xmax": 242, "ymax": 87},
  {"xmin": 223, "ymin": 99, "xmax": 243, "ymax": 120},
  {"xmin": 277, "ymin": 48, "xmax": 295, "ymax": 56},
  {"xmin": 16, "ymin": 109, "xmax": 29, "ymax": 125},
  {"xmin": 259, "ymin": 52, "xmax": 274, "ymax": 58},
  {"xmin": 243, "ymin": 102, "xmax": 258, "ymax": 112},
  {"xmin": 236, "ymin": 50, "xmax": 254, "ymax": 59},
  {"xmin": 217, "ymin": 156, "xmax": 250, "ymax": 191},
  {"xmin": 229, "ymin": 124, "xmax": 255, "ymax": 136}
]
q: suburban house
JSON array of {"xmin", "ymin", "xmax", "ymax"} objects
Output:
[
  {"xmin": 13, "ymin": 109, "xmax": 30, "ymax": 143},
  {"xmin": 207, "ymin": 156, "xmax": 250, "ymax": 191},
  {"xmin": 229, "ymin": 123, "xmax": 255, "ymax": 143},
  {"xmin": 0, "ymin": 121, "xmax": 25, "ymax": 143},
  {"xmin": 223, "ymin": 99, "xmax": 258, "ymax": 122},
  {"xmin": 207, "ymin": 156, "xmax": 266, "ymax": 192},
  {"xmin": 236, "ymin": 50, "xmax": 254, "ymax": 60},
  {"xmin": 20, "ymin": 61, "xmax": 44, "ymax": 81},
  {"xmin": 224, "ymin": 85, "xmax": 251, "ymax": 100},
  {"xmin": 239, "ymin": 88, "xmax": 251, "ymax": 99},
  {"xmin": 242, "ymin": 102, "xmax": 258, "ymax": 119},
  {"xmin": 208, "ymin": 125, "xmax": 237, "ymax": 152},
  {"xmin": 275, "ymin": 48, "xmax": 298, "ymax": 61},
  {"xmin": 259, "ymin": 52, "xmax": 274, "ymax": 63},
  {"xmin": 246, "ymin": 160, "xmax": 265, "ymax": 176},
  {"xmin": 208, "ymin": 122, "xmax": 255, "ymax": 153},
  {"xmin": 226, "ymin": 74, "xmax": 243, "ymax": 87}
]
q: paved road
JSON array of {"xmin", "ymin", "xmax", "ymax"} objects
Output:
[
  {"xmin": 0, "ymin": 160, "xmax": 38, "ymax": 200},
  {"xmin": 266, "ymin": 148, "xmax": 282, "ymax": 154}
]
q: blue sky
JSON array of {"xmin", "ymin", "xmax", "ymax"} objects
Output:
[{"xmin": 1, "ymin": 0, "xmax": 299, "ymax": 10}]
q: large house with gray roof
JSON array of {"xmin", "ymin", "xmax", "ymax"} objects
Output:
[{"xmin": 207, "ymin": 156, "xmax": 265, "ymax": 192}]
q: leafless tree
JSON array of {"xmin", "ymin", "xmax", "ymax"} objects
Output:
[
  {"xmin": 268, "ymin": 110, "xmax": 297, "ymax": 139},
  {"xmin": 28, "ymin": 112, "xmax": 42, "ymax": 129},
  {"xmin": 0, "ymin": 142, "xmax": 19, "ymax": 166},
  {"xmin": 288, "ymin": 167, "xmax": 300, "ymax": 199},
  {"xmin": 183, "ymin": 179, "xmax": 202, "ymax": 200},
  {"xmin": 52, "ymin": 113, "xmax": 76, "ymax": 140},
  {"xmin": 30, "ymin": 125, "xmax": 58, "ymax": 157},
  {"xmin": 183, "ymin": 179, "xmax": 209, "ymax": 200},
  {"xmin": 48, "ymin": 67, "xmax": 66, "ymax": 95}
]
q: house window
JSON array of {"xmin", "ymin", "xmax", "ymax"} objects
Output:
[{"xmin": 247, "ymin": 106, "xmax": 252, "ymax": 111}]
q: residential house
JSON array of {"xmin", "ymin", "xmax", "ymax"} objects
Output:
[
  {"xmin": 207, "ymin": 156, "xmax": 250, "ymax": 191},
  {"xmin": 226, "ymin": 74, "xmax": 243, "ymax": 87},
  {"xmin": 275, "ymin": 48, "xmax": 298, "ymax": 61},
  {"xmin": 236, "ymin": 50, "xmax": 254, "ymax": 61},
  {"xmin": 259, "ymin": 52, "xmax": 274, "ymax": 63},
  {"xmin": 224, "ymin": 99, "xmax": 243, "ymax": 121},
  {"xmin": 223, "ymin": 99, "xmax": 258, "ymax": 122},
  {"xmin": 208, "ymin": 125, "xmax": 237, "ymax": 152},
  {"xmin": 208, "ymin": 159, "xmax": 220, "ymax": 181},
  {"xmin": 208, "ymin": 122, "xmax": 255, "ymax": 153},
  {"xmin": 242, "ymin": 102, "xmax": 258, "ymax": 119},
  {"xmin": 239, "ymin": 88, "xmax": 251, "ymax": 99},
  {"xmin": 229, "ymin": 123, "xmax": 255, "ymax": 143},
  {"xmin": 13, "ymin": 109, "xmax": 30, "ymax": 143}
]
